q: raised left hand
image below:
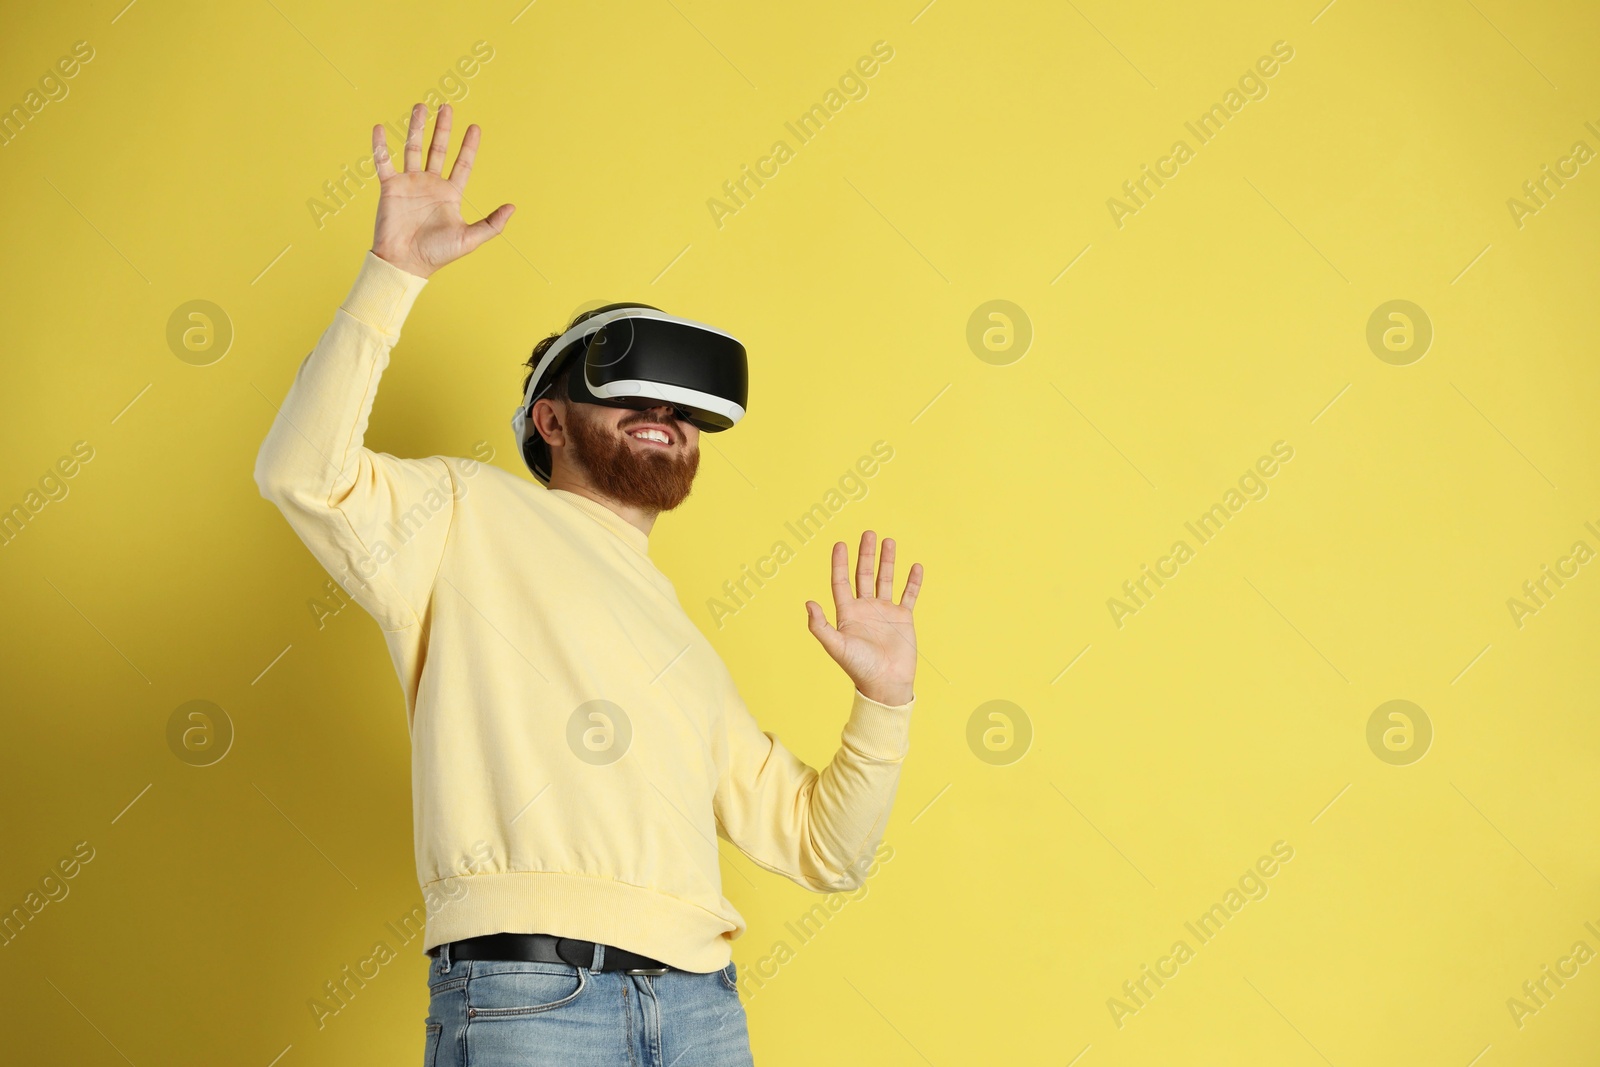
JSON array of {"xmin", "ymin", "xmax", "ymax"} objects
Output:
[{"xmin": 805, "ymin": 531, "xmax": 923, "ymax": 707}]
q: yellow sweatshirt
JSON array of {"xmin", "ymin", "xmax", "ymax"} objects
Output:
[{"xmin": 252, "ymin": 252, "xmax": 916, "ymax": 972}]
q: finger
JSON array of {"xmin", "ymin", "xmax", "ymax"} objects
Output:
[
  {"xmin": 876, "ymin": 537, "xmax": 896, "ymax": 599},
  {"xmin": 425, "ymin": 103, "xmax": 453, "ymax": 175},
  {"xmin": 805, "ymin": 601, "xmax": 845, "ymax": 659},
  {"xmin": 829, "ymin": 541, "xmax": 852, "ymax": 615},
  {"xmin": 372, "ymin": 124, "xmax": 397, "ymax": 180},
  {"xmin": 463, "ymin": 203, "xmax": 516, "ymax": 251},
  {"xmin": 899, "ymin": 562, "xmax": 924, "ymax": 611},
  {"xmin": 404, "ymin": 103, "xmax": 427, "ymax": 172},
  {"xmin": 855, "ymin": 530, "xmax": 876, "ymax": 599},
  {"xmin": 448, "ymin": 123, "xmax": 482, "ymax": 190}
]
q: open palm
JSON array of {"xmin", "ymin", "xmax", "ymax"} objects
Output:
[
  {"xmin": 370, "ymin": 102, "xmax": 514, "ymax": 279},
  {"xmin": 806, "ymin": 531, "xmax": 924, "ymax": 707}
]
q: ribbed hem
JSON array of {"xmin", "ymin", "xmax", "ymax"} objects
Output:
[
  {"xmin": 421, "ymin": 870, "xmax": 739, "ymax": 974},
  {"xmin": 840, "ymin": 688, "xmax": 916, "ymax": 761},
  {"xmin": 339, "ymin": 251, "xmax": 429, "ymax": 338}
]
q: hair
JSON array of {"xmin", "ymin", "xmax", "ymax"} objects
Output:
[{"xmin": 520, "ymin": 307, "xmax": 606, "ymax": 414}]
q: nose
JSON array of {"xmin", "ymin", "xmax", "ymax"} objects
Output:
[{"xmin": 639, "ymin": 403, "xmax": 688, "ymax": 423}]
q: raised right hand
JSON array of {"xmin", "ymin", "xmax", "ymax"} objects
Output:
[
  {"xmin": 370, "ymin": 102, "xmax": 514, "ymax": 279},
  {"xmin": 805, "ymin": 531, "xmax": 923, "ymax": 708}
]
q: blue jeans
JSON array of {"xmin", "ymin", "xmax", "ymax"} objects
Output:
[{"xmin": 424, "ymin": 942, "xmax": 755, "ymax": 1066}]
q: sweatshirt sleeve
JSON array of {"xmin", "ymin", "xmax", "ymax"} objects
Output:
[
  {"xmin": 713, "ymin": 683, "xmax": 915, "ymax": 892},
  {"xmin": 253, "ymin": 251, "xmax": 456, "ymax": 633}
]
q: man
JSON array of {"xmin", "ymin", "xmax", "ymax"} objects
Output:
[{"xmin": 253, "ymin": 102, "xmax": 925, "ymax": 1067}]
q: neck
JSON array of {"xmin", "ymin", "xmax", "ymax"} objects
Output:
[{"xmin": 548, "ymin": 470, "xmax": 658, "ymax": 539}]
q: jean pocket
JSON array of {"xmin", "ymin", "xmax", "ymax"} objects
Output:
[
  {"xmin": 718, "ymin": 962, "xmax": 739, "ymax": 993},
  {"xmin": 466, "ymin": 962, "xmax": 588, "ymax": 1018},
  {"xmin": 423, "ymin": 1021, "xmax": 442, "ymax": 1067}
]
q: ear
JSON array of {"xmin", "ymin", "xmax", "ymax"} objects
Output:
[{"xmin": 529, "ymin": 396, "xmax": 568, "ymax": 447}]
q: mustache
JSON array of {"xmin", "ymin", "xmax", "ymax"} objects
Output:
[{"xmin": 618, "ymin": 409, "xmax": 684, "ymax": 430}]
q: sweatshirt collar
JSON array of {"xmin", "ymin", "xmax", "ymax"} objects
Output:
[{"xmin": 548, "ymin": 489, "xmax": 652, "ymax": 556}]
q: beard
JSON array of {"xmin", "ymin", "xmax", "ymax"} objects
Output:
[{"xmin": 565, "ymin": 403, "xmax": 699, "ymax": 512}]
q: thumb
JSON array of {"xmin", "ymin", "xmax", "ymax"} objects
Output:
[
  {"xmin": 464, "ymin": 203, "xmax": 515, "ymax": 251},
  {"xmin": 805, "ymin": 601, "xmax": 845, "ymax": 660}
]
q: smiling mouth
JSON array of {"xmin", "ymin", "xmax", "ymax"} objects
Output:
[{"xmin": 624, "ymin": 426, "xmax": 674, "ymax": 447}]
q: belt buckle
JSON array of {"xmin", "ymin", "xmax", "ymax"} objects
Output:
[{"xmin": 619, "ymin": 952, "xmax": 670, "ymax": 976}]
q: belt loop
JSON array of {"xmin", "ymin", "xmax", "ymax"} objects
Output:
[
  {"xmin": 591, "ymin": 943, "xmax": 605, "ymax": 971},
  {"xmin": 438, "ymin": 941, "xmax": 451, "ymax": 972}
]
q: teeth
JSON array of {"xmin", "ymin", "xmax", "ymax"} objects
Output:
[{"xmin": 630, "ymin": 428, "xmax": 669, "ymax": 444}]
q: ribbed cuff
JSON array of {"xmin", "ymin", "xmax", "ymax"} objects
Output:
[
  {"xmin": 839, "ymin": 688, "xmax": 915, "ymax": 761},
  {"xmin": 339, "ymin": 251, "xmax": 430, "ymax": 338}
]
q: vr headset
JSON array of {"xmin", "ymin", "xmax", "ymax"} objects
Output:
[{"xmin": 511, "ymin": 302, "xmax": 749, "ymax": 484}]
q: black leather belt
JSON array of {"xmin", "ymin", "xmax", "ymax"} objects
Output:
[{"xmin": 439, "ymin": 932, "xmax": 674, "ymax": 975}]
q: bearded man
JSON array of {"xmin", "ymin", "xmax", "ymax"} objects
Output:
[{"xmin": 254, "ymin": 102, "xmax": 925, "ymax": 1067}]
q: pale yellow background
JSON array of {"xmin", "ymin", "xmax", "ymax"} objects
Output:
[{"xmin": 2, "ymin": 0, "xmax": 1597, "ymax": 1064}]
